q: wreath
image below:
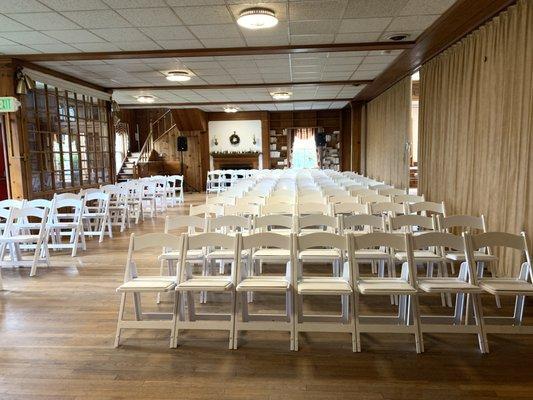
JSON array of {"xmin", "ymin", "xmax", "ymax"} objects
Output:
[{"xmin": 229, "ymin": 132, "xmax": 240, "ymax": 145}]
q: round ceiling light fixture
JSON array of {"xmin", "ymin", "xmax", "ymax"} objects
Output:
[
  {"xmin": 166, "ymin": 70, "xmax": 192, "ymax": 82},
  {"xmin": 237, "ymin": 8, "xmax": 278, "ymax": 30},
  {"xmin": 224, "ymin": 106, "xmax": 239, "ymax": 113},
  {"xmin": 270, "ymin": 91, "xmax": 292, "ymax": 101},
  {"xmin": 136, "ymin": 95, "xmax": 156, "ymax": 104}
]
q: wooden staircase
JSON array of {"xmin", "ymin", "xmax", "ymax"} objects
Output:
[{"xmin": 117, "ymin": 151, "xmax": 140, "ymax": 182}]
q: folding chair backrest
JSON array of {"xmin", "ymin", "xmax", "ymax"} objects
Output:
[
  {"xmin": 408, "ymin": 201, "xmax": 446, "ymax": 216},
  {"xmin": 236, "ymin": 196, "xmax": 266, "ymax": 207},
  {"xmin": 298, "ymin": 194, "xmax": 326, "ymax": 204},
  {"xmin": 0, "ymin": 199, "xmax": 26, "ymax": 209},
  {"xmin": 131, "ymin": 232, "xmax": 181, "ymax": 252},
  {"xmin": 329, "ymin": 195, "xmax": 357, "ymax": 205},
  {"xmin": 358, "ymin": 194, "xmax": 390, "ymax": 204},
  {"xmin": 207, "ymin": 215, "xmax": 251, "ymax": 232},
  {"xmin": 298, "ymin": 214, "xmax": 337, "ymax": 231},
  {"xmin": 389, "ymin": 214, "xmax": 435, "ymax": 233},
  {"xmin": 377, "ymin": 187, "xmax": 407, "ymax": 196},
  {"xmin": 342, "ymin": 214, "xmax": 385, "ymax": 233},
  {"xmin": 350, "ymin": 187, "xmax": 376, "ymax": 197},
  {"xmin": 369, "ymin": 201, "xmax": 406, "ymax": 216},
  {"xmin": 224, "ymin": 203, "xmax": 261, "ymax": 217},
  {"xmin": 54, "ymin": 193, "xmax": 81, "ymax": 202},
  {"xmin": 298, "ymin": 202, "xmax": 328, "ymax": 215},
  {"xmin": 296, "ymin": 232, "xmax": 348, "ymax": 251},
  {"xmin": 438, "ymin": 214, "xmax": 486, "ymax": 233},
  {"xmin": 394, "ymin": 194, "xmax": 425, "ymax": 204},
  {"xmin": 84, "ymin": 191, "xmax": 110, "ymax": 203},
  {"xmin": 185, "ymin": 232, "xmax": 237, "ymax": 252},
  {"xmin": 189, "ymin": 203, "xmax": 222, "ymax": 217},
  {"xmin": 267, "ymin": 195, "xmax": 295, "ymax": 205},
  {"xmin": 7, "ymin": 207, "xmax": 48, "ymax": 234},
  {"xmin": 262, "ymin": 202, "xmax": 295, "ymax": 216},
  {"xmin": 165, "ymin": 215, "xmax": 206, "ymax": 234},
  {"xmin": 241, "ymin": 232, "xmax": 292, "ymax": 251},
  {"xmin": 253, "ymin": 214, "xmax": 293, "ymax": 232},
  {"xmin": 332, "ymin": 202, "xmax": 369, "ymax": 216},
  {"xmin": 27, "ymin": 199, "xmax": 52, "ymax": 210}
]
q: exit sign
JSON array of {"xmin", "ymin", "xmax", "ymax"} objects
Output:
[{"xmin": 0, "ymin": 97, "xmax": 21, "ymax": 113}]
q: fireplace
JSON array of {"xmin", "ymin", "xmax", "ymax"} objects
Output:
[{"xmin": 211, "ymin": 152, "xmax": 260, "ymax": 170}]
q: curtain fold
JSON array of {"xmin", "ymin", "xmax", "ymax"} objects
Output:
[
  {"xmin": 366, "ymin": 76, "xmax": 412, "ymax": 189},
  {"xmin": 419, "ymin": 0, "xmax": 533, "ymax": 276}
]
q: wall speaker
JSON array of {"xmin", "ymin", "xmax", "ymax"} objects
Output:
[
  {"xmin": 177, "ymin": 136, "xmax": 188, "ymax": 151},
  {"xmin": 315, "ymin": 132, "xmax": 326, "ymax": 147}
]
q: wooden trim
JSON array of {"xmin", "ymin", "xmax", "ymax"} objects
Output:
[
  {"xmin": 3, "ymin": 42, "xmax": 415, "ymax": 63},
  {"xmin": 354, "ymin": 0, "xmax": 517, "ymax": 101},
  {"xmin": 111, "ymin": 80, "xmax": 371, "ymax": 91},
  {"xmin": 119, "ymin": 98, "xmax": 352, "ymax": 108},
  {"xmin": 13, "ymin": 59, "xmax": 109, "ymax": 93}
]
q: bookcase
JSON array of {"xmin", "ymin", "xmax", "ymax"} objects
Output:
[{"xmin": 268, "ymin": 110, "xmax": 342, "ymax": 170}]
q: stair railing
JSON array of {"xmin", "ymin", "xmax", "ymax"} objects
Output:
[{"xmin": 135, "ymin": 109, "xmax": 176, "ymax": 166}]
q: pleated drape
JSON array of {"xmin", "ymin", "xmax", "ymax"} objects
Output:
[
  {"xmin": 419, "ymin": 0, "xmax": 533, "ymax": 276},
  {"xmin": 366, "ymin": 76, "xmax": 412, "ymax": 189}
]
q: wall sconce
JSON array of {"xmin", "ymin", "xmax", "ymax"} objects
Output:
[{"xmin": 15, "ymin": 68, "xmax": 35, "ymax": 95}]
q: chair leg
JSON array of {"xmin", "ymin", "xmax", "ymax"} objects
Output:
[
  {"xmin": 172, "ymin": 292, "xmax": 182, "ymax": 348},
  {"xmin": 114, "ymin": 293, "xmax": 127, "ymax": 348},
  {"xmin": 229, "ymin": 291, "xmax": 236, "ymax": 350},
  {"xmin": 353, "ymin": 291, "xmax": 361, "ymax": 352},
  {"xmin": 133, "ymin": 292, "xmax": 142, "ymax": 321},
  {"xmin": 471, "ymin": 293, "xmax": 489, "ymax": 353},
  {"xmin": 169, "ymin": 291, "xmax": 178, "ymax": 348},
  {"xmin": 410, "ymin": 294, "xmax": 424, "ymax": 354}
]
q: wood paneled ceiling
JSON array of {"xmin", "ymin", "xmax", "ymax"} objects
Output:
[{"xmin": 0, "ymin": 0, "xmax": 461, "ymax": 110}]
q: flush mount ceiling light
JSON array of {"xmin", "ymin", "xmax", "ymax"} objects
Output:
[
  {"xmin": 237, "ymin": 8, "xmax": 278, "ymax": 30},
  {"xmin": 166, "ymin": 70, "xmax": 192, "ymax": 82},
  {"xmin": 136, "ymin": 95, "xmax": 156, "ymax": 104},
  {"xmin": 386, "ymin": 33, "xmax": 409, "ymax": 41},
  {"xmin": 270, "ymin": 91, "xmax": 292, "ymax": 101},
  {"xmin": 224, "ymin": 106, "xmax": 239, "ymax": 113}
]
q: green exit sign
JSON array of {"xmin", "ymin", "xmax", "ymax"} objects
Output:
[{"xmin": 0, "ymin": 97, "xmax": 21, "ymax": 113}]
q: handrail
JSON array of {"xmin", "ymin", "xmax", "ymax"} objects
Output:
[{"xmin": 135, "ymin": 109, "xmax": 177, "ymax": 166}]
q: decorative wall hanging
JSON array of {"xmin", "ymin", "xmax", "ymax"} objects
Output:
[{"xmin": 229, "ymin": 131, "xmax": 240, "ymax": 145}]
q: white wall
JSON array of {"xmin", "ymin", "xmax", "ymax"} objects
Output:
[{"xmin": 208, "ymin": 120, "xmax": 263, "ymax": 169}]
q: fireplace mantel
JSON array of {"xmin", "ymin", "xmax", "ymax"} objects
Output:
[{"xmin": 211, "ymin": 152, "xmax": 261, "ymax": 170}]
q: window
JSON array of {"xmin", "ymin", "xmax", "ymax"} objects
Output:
[
  {"xmin": 24, "ymin": 81, "xmax": 112, "ymax": 197},
  {"xmin": 291, "ymin": 129, "xmax": 318, "ymax": 169}
]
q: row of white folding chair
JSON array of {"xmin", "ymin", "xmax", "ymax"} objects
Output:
[{"xmin": 115, "ymin": 230, "xmax": 532, "ymax": 352}]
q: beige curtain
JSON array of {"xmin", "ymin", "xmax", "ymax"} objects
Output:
[
  {"xmin": 366, "ymin": 76, "xmax": 412, "ymax": 188},
  {"xmin": 419, "ymin": 0, "xmax": 533, "ymax": 276}
]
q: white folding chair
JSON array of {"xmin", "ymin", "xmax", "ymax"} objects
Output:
[
  {"xmin": 412, "ymin": 232, "xmax": 488, "ymax": 353},
  {"xmin": 466, "ymin": 232, "xmax": 533, "ymax": 338},
  {"xmin": 351, "ymin": 232, "xmax": 423, "ymax": 353},
  {"xmin": 0, "ymin": 207, "xmax": 50, "ymax": 280},
  {"xmin": 234, "ymin": 232, "xmax": 294, "ymax": 350},
  {"xmin": 407, "ymin": 201, "xmax": 447, "ymax": 217},
  {"xmin": 114, "ymin": 233, "xmax": 182, "ymax": 348},
  {"xmin": 82, "ymin": 191, "xmax": 112, "ymax": 242},
  {"xmin": 293, "ymin": 232, "xmax": 356, "ymax": 351},
  {"xmin": 47, "ymin": 194, "xmax": 86, "ymax": 257},
  {"xmin": 103, "ymin": 186, "xmax": 130, "ymax": 232},
  {"xmin": 173, "ymin": 232, "xmax": 238, "ymax": 349}
]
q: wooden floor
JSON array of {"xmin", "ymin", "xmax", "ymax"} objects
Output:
[{"xmin": 1, "ymin": 193, "xmax": 533, "ymax": 399}]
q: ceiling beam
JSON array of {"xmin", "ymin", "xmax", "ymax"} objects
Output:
[
  {"xmin": 354, "ymin": 0, "xmax": 517, "ymax": 102},
  {"xmin": 13, "ymin": 59, "xmax": 109, "ymax": 93},
  {"xmin": 111, "ymin": 80, "xmax": 372, "ymax": 91},
  {"xmin": 118, "ymin": 98, "xmax": 353, "ymax": 109},
  {"xmin": 1, "ymin": 41, "xmax": 415, "ymax": 63}
]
